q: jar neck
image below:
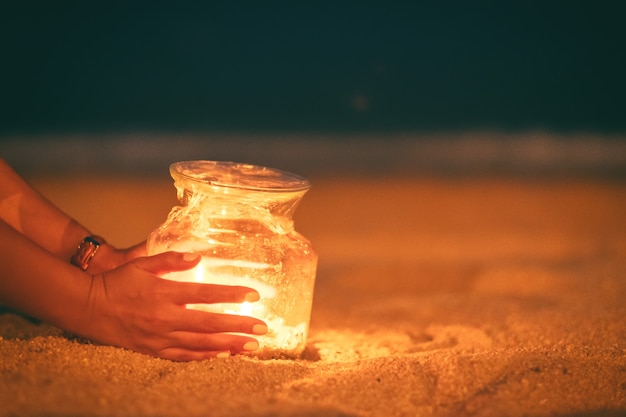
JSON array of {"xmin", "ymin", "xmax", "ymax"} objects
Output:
[{"xmin": 175, "ymin": 180, "xmax": 306, "ymax": 234}]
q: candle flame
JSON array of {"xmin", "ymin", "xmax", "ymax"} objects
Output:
[
  {"xmin": 194, "ymin": 265, "xmax": 204, "ymax": 282},
  {"xmin": 240, "ymin": 301, "xmax": 253, "ymax": 316},
  {"xmin": 225, "ymin": 301, "xmax": 254, "ymax": 316},
  {"xmin": 182, "ymin": 259, "xmax": 307, "ymax": 355}
]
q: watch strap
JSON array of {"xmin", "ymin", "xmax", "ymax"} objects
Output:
[{"xmin": 70, "ymin": 235, "xmax": 106, "ymax": 271}]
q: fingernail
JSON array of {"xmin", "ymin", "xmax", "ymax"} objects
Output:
[
  {"xmin": 216, "ymin": 351, "xmax": 230, "ymax": 359},
  {"xmin": 183, "ymin": 253, "xmax": 200, "ymax": 262},
  {"xmin": 243, "ymin": 341, "xmax": 259, "ymax": 351},
  {"xmin": 244, "ymin": 291, "xmax": 260, "ymax": 302},
  {"xmin": 252, "ymin": 324, "xmax": 268, "ymax": 335}
]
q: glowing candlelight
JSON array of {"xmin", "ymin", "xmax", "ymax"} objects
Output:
[
  {"xmin": 194, "ymin": 264, "xmax": 203, "ymax": 282},
  {"xmin": 164, "ymin": 257, "xmax": 309, "ymax": 356},
  {"xmin": 147, "ymin": 161, "xmax": 318, "ymax": 358}
]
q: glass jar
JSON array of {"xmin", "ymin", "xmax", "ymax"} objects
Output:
[{"xmin": 147, "ymin": 161, "xmax": 318, "ymax": 358}]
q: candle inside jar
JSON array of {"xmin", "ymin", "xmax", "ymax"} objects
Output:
[
  {"xmin": 147, "ymin": 161, "xmax": 318, "ymax": 358},
  {"xmin": 164, "ymin": 258, "xmax": 308, "ymax": 356}
]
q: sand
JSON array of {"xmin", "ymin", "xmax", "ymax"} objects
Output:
[{"xmin": 1, "ymin": 175, "xmax": 625, "ymax": 417}]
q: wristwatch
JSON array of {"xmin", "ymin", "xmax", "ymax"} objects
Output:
[{"xmin": 70, "ymin": 236, "xmax": 106, "ymax": 271}]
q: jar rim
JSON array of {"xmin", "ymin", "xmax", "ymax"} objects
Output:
[{"xmin": 170, "ymin": 160, "xmax": 311, "ymax": 192}]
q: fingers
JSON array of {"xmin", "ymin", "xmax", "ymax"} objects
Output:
[
  {"xmin": 148, "ymin": 312, "xmax": 267, "ymax": 361},
  {"xmin": 152, "ymin": 304, "xmax": 268, "ymax": 360},
  {"xmin": 157, "ymin": 349, "xmax": 222, "ymax": 362},
  {"xmin": 134, "ymin": 253, "xmax": 261, "ymax": 305},
  {"xmin": 111, "ymin": 252, "xmax": 273, "ymax": 361},
  {"xmin": 138, "ymin": 329, "xmax": 262, "ymax": 361},
  {"xmin": 132, "ymin": 251, "xmax": 200, "ymax": 275},
  {"xmin": 132, "ymin": 332, "xmax": 261, "ymax": 361},
  {"xmin": 164, "ymin": 281, "xmax": 260, "ymax": 305},
  {"xmin": 162, "ymin": 332, "xmax": 260, "ymax": 356},
  {"xmin": 125, "ymin": 241, "xmax": 147, "ymax": 260},
  {"xmin": 171, "ymin": 309, "xmax": 268, "ymax": 335}
]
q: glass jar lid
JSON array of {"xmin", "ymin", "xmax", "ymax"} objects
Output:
[{"xmin": 170, "ymin": 161, "xmax": 310, "ymax": 192}]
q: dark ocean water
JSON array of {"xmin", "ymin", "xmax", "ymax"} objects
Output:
[
  {"xmin": 2, "ymin": 132, "xmax": 625, "ymax": 178},
  {"xmin": 2, "ymin": 3, "xmax": 625, "ymax": 139},
  {"xmin": 2, "ymin": 4, "xmax": 625, "ymax": 179}
]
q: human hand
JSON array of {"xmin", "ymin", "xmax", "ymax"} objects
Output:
[
  {"xmin": 86, "ymin": 241, "xmax": 147, "ymax": 274},
  {"xmin": 77, "ymin": 252, "xmax": 267, "ymax": 361}
]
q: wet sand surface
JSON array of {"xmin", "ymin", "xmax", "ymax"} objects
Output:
[{"xmin": 1, "ymin": 174, "xmax": 625, "ymax": 417}]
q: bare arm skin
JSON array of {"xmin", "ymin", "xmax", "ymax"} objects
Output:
[
  {"xmin": 0, "ymin": 158, "xmax": 267, "ymax": 360},
  {"xmin": 0, "ymin": 158, "xmax": 145, "ymax": 272},
  {"xmin": 0, "ymin": 157, "xmax": 94, "ymax": 260}
]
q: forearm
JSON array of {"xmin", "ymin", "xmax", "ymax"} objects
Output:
[
  {"xmin": 0, "ymin": 158, "xmax": 92, "ymax": 260},
  {"xmin": 0, "ymin": 220, "xmax": 93, "ymax": 334}
]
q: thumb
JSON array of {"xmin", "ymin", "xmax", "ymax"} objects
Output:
[
  {"xmin": 132, "ymin": 252, "xmax": 201, "ymax": 276},
  {"xmin": 127, "ymin": 241, "xmax": 148, "ymax": 259}
]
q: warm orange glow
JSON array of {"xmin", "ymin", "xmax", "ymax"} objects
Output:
[{"xmin": 147, "ymin": 161, "xmax": 317, "ymax": 358}]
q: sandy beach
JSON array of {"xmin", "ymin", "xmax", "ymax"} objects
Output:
[{"xmin": 1, "ymin": 173, "xmax": 625, "ymax": 416}]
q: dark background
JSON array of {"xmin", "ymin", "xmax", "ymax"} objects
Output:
[{"xmin": 1, "ymin": 2, "xmax": 625, "ymax": 137}]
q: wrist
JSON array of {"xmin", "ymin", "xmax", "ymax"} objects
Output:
[
  {"xmin": 86, "ymin": 242, "xmax": 120, "ymax": 273},
  {"xmin": 70, "ymin": 235, "xmax": 107, "ymax": 271},
  {"xmin": 60, "ymin": 221, "xmax": 93, "ymax": 261}
]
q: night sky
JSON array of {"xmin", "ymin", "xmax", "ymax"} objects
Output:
[{"xmin": 1, "ymin": 2, "xmax": 625, "ymax": 137}]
